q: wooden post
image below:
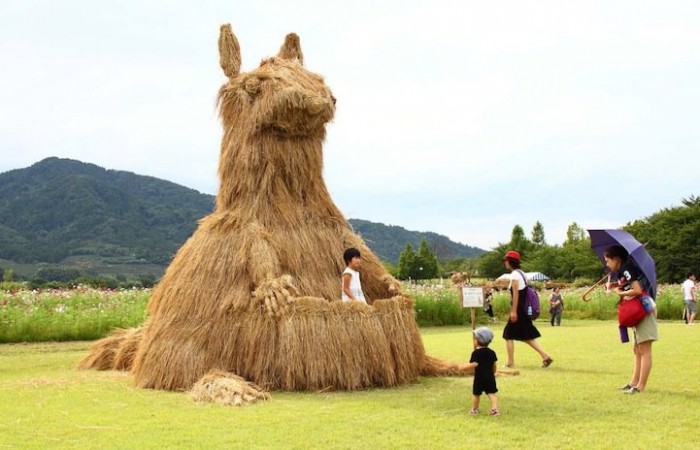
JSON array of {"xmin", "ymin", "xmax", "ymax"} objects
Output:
[{"xmin": 471, "ymin": 308, "xmax": 477, "ymax": 350}]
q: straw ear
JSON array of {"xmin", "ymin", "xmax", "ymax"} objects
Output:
[
  {"xmin": 277, "ymin": 33, "xmax": 304, "ymax": 65},
  {"xmin": 219, "ymin": 24, "xmax": 241, "ymax": 78}
]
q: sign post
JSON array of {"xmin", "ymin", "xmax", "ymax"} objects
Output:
[{"xmin": 460, "ymin": 286, "xmax": 485, "ymax": 349}]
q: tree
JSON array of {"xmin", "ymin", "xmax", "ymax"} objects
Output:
[
  {"xmin": 531, "ymin": 221, "xmax": 546, "ymax": 247},
  {"xmin": 508, "ymin": 225, "xmax": 531, "ymax": 257},
  {"xmin": 397, "ymin": 243, "xmax": 416, "ymax": 280},
  {"xmin": 528, "ymin": 245, "xmax": 561, "ymax": 278},
  {"xmin": 416, "ymin": 239, "xmax": 439, "ymax": 279},
  {"xmin": 3, "ymin": 268, "xmax": 13, "ymax": 282},
  {"xmin": 396, "ymin": 240, "xmax": 438, "ymax": 280},
  {"xmin": 565, "ymin": 222, "xmax": 586, "ymax": 244},
  {"xmin": 477, "ymin": 243, "xmax": 510, "ymax": 279},
  {"xmin": 560, "ymin": 225, "xmax": 600, "ymax": 280},
  {"xmin": 625, "ymin": 197, "xmax": 700, "ymax": 283}
]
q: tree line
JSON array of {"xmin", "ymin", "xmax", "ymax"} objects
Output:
[{"xmin": 395, "ymin": 196, "xmax": 700, "ymax": 284}]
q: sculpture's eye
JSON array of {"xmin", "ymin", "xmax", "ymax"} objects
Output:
[
  {"xmin": 245, "ymin": 78, "xmax": 261, "ymax": 97},
  {"xmin": 331, "ymin": 95, "xmax": 336, "ymax": 105}
]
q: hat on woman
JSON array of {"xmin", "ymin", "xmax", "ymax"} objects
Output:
[{"xmin": 504, "ymin": 250, "xmax": 521, "ymax": 261}]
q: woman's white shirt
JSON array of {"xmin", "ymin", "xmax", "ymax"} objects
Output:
[{"xmin": 508, "ymin": 270, "xmax": 527, "ymax": 291}]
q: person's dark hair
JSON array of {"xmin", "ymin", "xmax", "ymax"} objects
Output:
[
  {"xmin": 604, "ymin": 245, "xmax": 628, "ymax": 261},
  {"xmin": 688, "ymin": 272, "xmax": 696, "ymax": 278},
  {"xmin": 505, "ymin": 257, "xmax": 521, "ymax": 269},
  {"xmin": 343, "ymin": 247, "xmax": 361, "ymax": 265}
]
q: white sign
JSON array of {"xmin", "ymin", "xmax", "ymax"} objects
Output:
[{"xmin": 461, "ymin": 287, "xmax": 484, "ymax": 308}]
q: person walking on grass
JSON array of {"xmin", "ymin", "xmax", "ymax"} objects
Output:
[
  {"xmin": 549, "ymin": 287, "xmax": 564, "ymax": 326},
  {"xmin": 502, "ymin": 250, "xmax": 553, "ymax": 368},
  {"xmin": 467, "ymin": 327, "xmax": 499, "ymax": 416},
  {"xmin": 681, "ymin": 273, "xmax": 697, "ymax": 325},
  {"xmin": 604, "ymin": 245, "xmax": 658, "ymax": 394},
  {"xmin": 341, "ymin": 247, "xmax": 366, "ymax": 303}
]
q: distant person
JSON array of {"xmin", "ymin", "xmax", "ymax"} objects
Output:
[
  {"xmin": 501, "ymin": 250, "xmax": 553, "ymax": 368},
  {"xmin": 681, "ymin": 273, "xmax": 697, "ymax": 325},
  {"xmin": 483, "ymin": 287, "xmax": 495, "ymax": 322},
  {"xmin": 467, "ymin": 327, "xmax": 499, "ymax": 416},
  {"xmin": 604, "ymin": 245, "xmax": 657, "ymax": 394},
  {"xmin": 341, "ymin": 247, "xmax": 366, "ymax": 303},
  {"xmin": 549, "ymin": 287, "xmax": 564, "ymax": 326}
]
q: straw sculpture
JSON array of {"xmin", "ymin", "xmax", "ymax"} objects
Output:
[
  {"xmin": 451, "ymin": 272, "xmax": 466, "ymax": 285},
  {"xmin": 79, "ymin": 23, "xmax": 474, "ymax": 404}
]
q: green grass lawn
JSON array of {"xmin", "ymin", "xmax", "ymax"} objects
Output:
[{"xmin": 1, "ymin": 321, "xmax": 698, "ymax": 449}]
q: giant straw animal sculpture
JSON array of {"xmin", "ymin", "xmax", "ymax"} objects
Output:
[{"xmin": 80, "ymin": 24, "xmax": 471, "ymax": 404}]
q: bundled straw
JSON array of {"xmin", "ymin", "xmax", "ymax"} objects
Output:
[
  {"xmin": 80, "ymin": 24, "xmax": 474, "ymax": 402},
  {"xmin": 190, "ymin": 370, "xmax": 269, "ymax": 406}
]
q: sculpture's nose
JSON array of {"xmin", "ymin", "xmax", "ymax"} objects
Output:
[{"xmin": 306, "ymin": 96, "xmax": 330, "ymax": 115}]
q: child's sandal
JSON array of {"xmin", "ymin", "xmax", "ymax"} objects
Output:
[
  {"xmin": 489, "ymin": 408, "xmax": 500, "ymax": 416},
  {"xmin": 469, "ymin": 408, "xmax": 479, "ymax": 415}
]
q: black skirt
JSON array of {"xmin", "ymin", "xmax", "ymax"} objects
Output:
[{"xmin": 503, "ymin": 288, "xmax": 541, "ymax": 341}]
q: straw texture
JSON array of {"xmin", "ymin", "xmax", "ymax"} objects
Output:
[{"xmin": 80, "ymin": 24, "xmax": 469, "ymax": 403}]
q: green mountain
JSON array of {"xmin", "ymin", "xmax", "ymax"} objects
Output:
[
  {"xmin": 348, "ymin": 219, "xmax": 483, "ymax": 263},
  {"xmin": 0, "ymin": 157, "xmax": 214, "ymax": 268},
  {"xmin": 0, "ymin": 158, "xmax": 483, "ymax": 279}
]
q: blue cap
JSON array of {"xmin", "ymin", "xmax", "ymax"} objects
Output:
[{"xmin": 473, "ymin": 327, "xmax": 494, "ymax": 346}]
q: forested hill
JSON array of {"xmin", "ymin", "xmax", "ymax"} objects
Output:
[
  {"xmin": 0, "ymin": 157, "xmax": 215, "ymax": 265},
  {"xmin": 0, "ymin": 158, "xmax": 483, "ymax": 272},
  {"xmin": 348, "ymin": 219, "xmax": 483, "ymax": 263}
]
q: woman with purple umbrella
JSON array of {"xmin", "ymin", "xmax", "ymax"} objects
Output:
[{"xmin": 604, "ymin": 245, "xmax": 658, "ymax": 394}]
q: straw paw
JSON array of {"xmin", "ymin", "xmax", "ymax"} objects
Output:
[
  {"xmin": 253, "ymin": 274, "xmax": 299, "ymax": 317},
  {"xmin": 382, "ymin": 274, "xmax": 402, "ymax": 295}
]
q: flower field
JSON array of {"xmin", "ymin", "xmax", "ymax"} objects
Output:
[
  {"xmin": 0, "ymin": 282, "xmax": 689, "ymax": 343},
  {"xmin": 0, "ymin": 285, "xmax": 149, "ymax": 343}
]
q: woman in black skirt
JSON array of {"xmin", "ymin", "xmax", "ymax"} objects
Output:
[{"xmin": 502, "ymin": 250, "xmax": 553, "ymax": 368}]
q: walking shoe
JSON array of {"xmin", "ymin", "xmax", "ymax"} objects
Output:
[
  {"xmin": 619, "ymin": 384, "xmax": 634, "ymax": 390},
  {"xmin": 624, "ymin": 387, "xmax": 641, "ymax": 394},
  {"xmin": 489, "ymin": 408, "xmax": 500, "ymax": 416},
  {"xmin": 469, "ymin": 408, "xmax": 479, "ymax": 415}
]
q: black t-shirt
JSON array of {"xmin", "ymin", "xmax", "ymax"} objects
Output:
[
  {"xmin": 470, "ymin": 347, "xmax": 498, "ymax": 394},
  {"xmin": 615, "ymin": 261, "xmax": 640, "ymax": 293}
]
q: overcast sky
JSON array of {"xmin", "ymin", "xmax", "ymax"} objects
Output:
[{"xmin": 1, "ymin": 0, "xmax": 698, "ymax": 250}]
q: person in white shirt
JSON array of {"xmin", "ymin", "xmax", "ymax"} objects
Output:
[
  {"xmin": 501, "ymin": 250, "xmax": 553, "ymax": 369},
  {"xmin": 341, "ymin": 247, "xmax": 367, "ymax": 303},
  {"xmin": 681, "ymin": 273, "xmax": 697, "ymax": 325}
]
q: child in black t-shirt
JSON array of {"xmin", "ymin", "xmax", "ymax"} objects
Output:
[{"xmin": 467, "ymin": 327, "xmax": 499, "ymax": 415}]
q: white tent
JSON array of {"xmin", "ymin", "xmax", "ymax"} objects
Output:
[
  {"xmin": 496, "ymin": 272, "xmax": 550, "ymax": 282},
  {"xmin": 525, "ymin": 272, "xmax": 550, "ymax": 281}
]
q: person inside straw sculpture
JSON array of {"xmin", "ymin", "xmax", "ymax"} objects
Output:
[
  {"xmin": 78, "ymin": 24, "xmax": 478, "ymax": 404},
  {"xmin": 342, "ymin": 248, "xmax": 367, "ymax": 303}
]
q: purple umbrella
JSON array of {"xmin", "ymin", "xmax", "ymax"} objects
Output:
[{"xmin": 588, "ymin": 229, "xmax": 657, "ymax": 298}]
